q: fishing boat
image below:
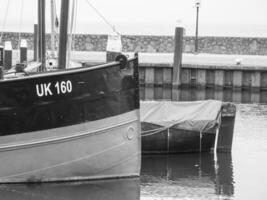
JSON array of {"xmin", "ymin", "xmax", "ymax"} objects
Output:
[
  {"xmin": 0, "ymin": 0, "xmax": 141, "ymax": 183},
  {"xmin": 141, "ymin": 100, "xmax": 236, "ymax": 153}
]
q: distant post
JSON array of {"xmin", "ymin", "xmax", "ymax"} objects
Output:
[
  {"xmin": 106, "ymin": 34, "xmax": 122, "ymax": 62},
  {"xmin": 0, "ymin": 45, "xmax": 3, "ymax": 80},
  {"xmin": 20, "ymin": 39, "xmax": 27, "ymax": 63},
  {"xmin": 34, "ymin": 23, "xmax": 38, "ymax": 61},
  {"xmin": 0, "ymin": 45, "xmax": 3, "ymax": 67},
  {"xmin": 4, "ymin": 41, "xmax": 12, "ymax": 70},
  {"xmin": 172, "ymin": 27, "xmax": 184, "ymax": 89},
  {"xmin": 194, "ymin": 0, "xmax": 201, "ymax": 53}
]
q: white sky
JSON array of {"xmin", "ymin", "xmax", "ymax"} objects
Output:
[{"xmin": 0, "ymin": 0, "xmax": 266, "ymax": 36}]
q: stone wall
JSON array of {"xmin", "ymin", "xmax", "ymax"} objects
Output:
[{"xmin": 1, "ymin": 32, "xmax": 267, "ymax": 55}]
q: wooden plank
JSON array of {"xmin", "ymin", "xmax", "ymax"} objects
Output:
[
  {"xmin": 139, "ymin": 68, "xmax": 145, "ymax": 85},
  {"xmin": 233, "ymin": 71, "xmax": 242, "ymax": 89},
  {"xmin": 242, "ymin": 72, "xmax": 252, "ymax": 89},
  {"xmin": 206, "ymin": 70, "xmax": 215, "ymax": 87},
  {"xmin": 190, "ymin": 69, "xmax": 197, "ymax": 87},
  {"xmin": 233, "ymin": 90, "xmax": 242, "ymax": 103},
  {"xmin": 181, "ymin": 68, "xmax": 190, "ymax": 85},
  {"xmin": 223, "ymin": 89, "xmax": 233, "ymax": 102},
  {"xmin": 163, "ymin": 68, "xmax": 172, "ymax": 86},
  {"xmin": 162, "ymin": 87, "xmax": 172, "ymax": 100},
  {"xmin": 214, "ymin": 89, "xmax": 223, "ymax": 101},
  {"xmin": 145, "ymin": 86, "xmax": 154, "ymax": 100},
  {"xmin": 251, "ymin": 91, "xmax": 260, "ymax": 103},
  {"xmin": 260, "ymin": 92, "xmax": 267, "ymax": 103},
  {"xmin": 154, "ymin": 86, "xmax": 163, "ymax": 100},
  {"xmin": 144, "ymin": 67, "xmax": 154, "ymax": 100},
  {"xmin": 163, "ymin": 68, "xmax": 172, "ymax": 100},
  {"xmin": 261, "ymin": 72, "xmax": 267, "ymax": 90},
  {"xmin": 224, "ymin": 70, "xmax": 233, "ymax": 88},
  {"xmin": 196, "ymin": 88, "xmax": 206, "ymax": 100},
  {"xmin": 241, "ymin": 90, "xmax": 251, "ymax": 103},
  {"xmin": 214, "ymin": 70, "xmax": 224, "ymax": 88},
  {"xmin": 196, "ymin": 69, "xmax": 206, "ymax": 88},
  {"xmin": 251, "ymin": 72, "xmax": 261, "ymax": 91},
  {"xmin": 154, "ymin": 68, "xmax": 163, "ymax": 87},
  {"xmin": 205, "ymin": 88, "xmax": 214, "ymax": 100},
  {"xmin": 145, "ymin": 67, "xmax": 154, "ymax": 88}
]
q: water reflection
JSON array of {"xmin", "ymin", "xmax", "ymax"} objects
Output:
[
  {"xmin": 141, "ymin": 153, "xmax": 234, "ymax": 199},
  {"xmin": 0, "ymin": 178, "xmax": 140, "ymax": 200},
  {"xmin": 140, "ymin": 86, "xmax": 267, "ymax": 104}
]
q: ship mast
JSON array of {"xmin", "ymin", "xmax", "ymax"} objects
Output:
[
  {"xmin": 50, "ymin": 0, "xmax": 57, "ymax": 58},
  {"xmin": 58, "ymin": 0, "xmax": 70, "ymax": 69},
  {"xmin": 38, "ymin": 0, "xmax": 46, "ymax": 71}
]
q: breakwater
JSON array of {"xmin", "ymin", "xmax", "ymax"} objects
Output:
[{"xmin": 1, "ymin": 32, "xmax": 267, "ymax": 55}]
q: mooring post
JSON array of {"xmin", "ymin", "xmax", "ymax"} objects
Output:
[
  {"xmin": 172, "ymin": 27, "xmax": 184, "ymax": 89},
  {"xmin": 106, "ymin": 34, "xmax": 122, "ymax": 62},
  {"xmin": 34, "ymin": 23, "xmax": 38, "ymax": 61},
  {"xmin": 0, "ymin": 45, "xmax": 3, "ymax": 79},
  {"xmin": 20, "ymin": 39, "xmax": 27, "ymax": 63},
  {"xmin": 217, "ymin": 103, "xmax": 236, "ymax": 152},
  {"xmin": 0, "ymin": 45, "xmax": 3, "ymax": 68},
  {"xmin": 4, "ymin": 41, "xmax": 12, "ymax": 70}
]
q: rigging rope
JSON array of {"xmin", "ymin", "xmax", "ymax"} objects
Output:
[
  {"xmin": 84, "ymin": 0, "xmax": 120, "ymax": 36},
  {"xmin": 0, "ymin": 0, "xmax": 11, "ymax": 43}
]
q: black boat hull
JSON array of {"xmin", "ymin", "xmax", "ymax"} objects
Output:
[{"xmin": 0, "ymin": 57, "xmax": 141, "ymax": 182}]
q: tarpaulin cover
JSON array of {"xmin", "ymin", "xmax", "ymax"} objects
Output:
[{"xmin": 140, "ymin": 100, "xmax": 222, "ymax": 133}]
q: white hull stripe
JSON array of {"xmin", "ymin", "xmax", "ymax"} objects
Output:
[{"xmin": 0, "ymin": 118, "xmax": 138, "ymax": 151}]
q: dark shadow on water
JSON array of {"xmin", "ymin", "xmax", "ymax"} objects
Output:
[
  {"xmin": 0, "ymin": 178, "xmax": 140, "ymax": 200},
  {"xmin": 141, "ymin": 153, "xmax": 234, "ymax": 199}
]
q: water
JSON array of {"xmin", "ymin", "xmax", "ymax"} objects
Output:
[{"xmin": 1, "ymin": 90, "xmax": 267, "ymax": 199}]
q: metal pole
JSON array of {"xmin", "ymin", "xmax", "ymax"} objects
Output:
[
  {"xmin": 58, "ymin": 0, "xmax": 70, "ymax": 69},
  {"xmin": 33, "ymin": 23, "xmax": 38, "ymax": 61},
  {"xmin": 50, "ymin": 0, "xmax": 56, "ymax": 58},
  {"xmin": 38, "ymin": 0, "xmax": 46, "ymax": 70},
  {"xmin": 195, "ymin": 5, "xmax": 199, "ymax": 53}
]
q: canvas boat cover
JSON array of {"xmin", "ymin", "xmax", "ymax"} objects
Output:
[{"xmin": 140, "ymin": 100, "xmax": 222, "ymax": 133}]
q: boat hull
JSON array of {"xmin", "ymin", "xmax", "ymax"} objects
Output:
[
  {"xmin": 0, "ymin": 110, "xmax": 140, "ymax": 183},
  {"xmin": 0, "ymin": 56, "xmax": 140, "ymax": 182},
  {"xmin": 141, "ymin": 102, "xmax": 236, "ymax": 154}
]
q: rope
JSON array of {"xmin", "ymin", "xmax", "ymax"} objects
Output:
[
  {"xmin": 141, "ymin": 126, "xmax": 169, "ymax": 137},
  {"xmin": 0, "ymin": 0, "xmax": 11, "ymax": 43},
  {"xmin": 84, "ymin": 0, "xmax": 120, "ymax": 36}
]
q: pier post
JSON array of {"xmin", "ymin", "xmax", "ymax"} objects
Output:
[
  {"xmin": 0, "ymin": 45, "xmax": 3, "ymax": 79},
  {"xmin": 0, "ymin": 67, "xmax": 3, "ymax": 80},
  {"xmin": 34, "ymin": 23, "xmax": 38, "ymax": 61},
  {"xmin": 0, "ymin": 45, "xmax": 3, "ymax": 68},
  {"xmin": 172, "ymin": 27, "xmax": 184, "ymax": 101},
  {"xmin": 217, "ymin": 103, "xmax": 236, "ymax": 152},
  {"xmin": 4, "ymin": 41, "xmax": 12, "ymax": 70},
  {"xmin": 106, "ymin": 34, "xmax": 122, "ymax": 62},
  {"xmin": 20, "ymin": 39, "xmax": 27, "ymax": 63},
  {"xmin": 172, "ymin": 27, "xmax": 184, "ymax": 88}
]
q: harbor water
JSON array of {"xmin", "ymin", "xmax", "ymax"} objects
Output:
[{"xmin": 0, "ymin": 88, "xmax": 267, "ymax": 200}]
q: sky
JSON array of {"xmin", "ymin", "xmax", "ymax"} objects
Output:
[{"xmin": 0, "ymin": 0, "xmax": 266, "ymax": 37}]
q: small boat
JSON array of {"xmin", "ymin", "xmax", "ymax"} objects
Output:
[
  {"xmin": 0, "ymin": 0, "xmax": 141, "ymax": 183},
  {"xmin": 141, "ymin": 100, "xmax": 236, "ymax": 153}
]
